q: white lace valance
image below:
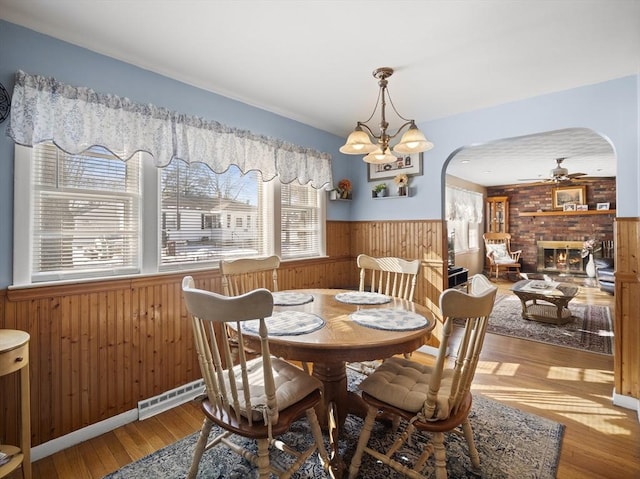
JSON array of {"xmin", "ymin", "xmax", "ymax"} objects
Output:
[
  {"xmin": 7, "ymin": 70, "xmax": 333, "ymax": 189},
  {"xmin": 446, "ymin": 186, "xmax": 484, "ymax": 223}
]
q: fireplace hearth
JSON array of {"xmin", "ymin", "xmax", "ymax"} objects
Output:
[{"xmin": 537, "ymin": 241, "xmax": 586, "ymax": 274}]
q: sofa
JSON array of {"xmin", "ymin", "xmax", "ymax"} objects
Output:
[{"xmin": 595, "ymin": 258, "xmax": 615, "ymax": 295}]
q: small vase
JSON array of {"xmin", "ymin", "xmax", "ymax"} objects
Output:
[
  {"xmin": 586, "ymin": 253, "xmax": 596, "ymax": 278},
  {"xmin": 398, "ymin": 186, "xmax": 407, "ymax": 196}
]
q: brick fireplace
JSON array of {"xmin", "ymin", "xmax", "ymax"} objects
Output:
[
  {"xmin": 537, "ymin": 240, "xmax": 585, "ymax": 274},
  {"xmin": 486, "ymin": 178, "xmax": 615, "ymax": 272}
]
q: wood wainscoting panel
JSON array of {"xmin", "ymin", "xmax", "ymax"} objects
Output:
[
  {"xmin": 350, "ymin": 219, "xmax": 446, "ymax": 311},
  {"xmin": 614, "ymin": 218, "xmax": 640, "ymax": 400}
]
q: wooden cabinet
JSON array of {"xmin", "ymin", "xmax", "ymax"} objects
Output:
[{"xmin": 486, "ymin": 196, "xmax": 509, "ymax": 233}]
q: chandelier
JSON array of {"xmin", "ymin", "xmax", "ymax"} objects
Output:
[{"xmin": 339, "ymin": 67, "xmax": 433, "ymax": 164}]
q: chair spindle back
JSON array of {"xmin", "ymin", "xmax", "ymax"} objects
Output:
[
  {"xmin": 357, "ymin": 253, "xmax": 420, "ymax": 301},
  {"xmin": 220, "ymin": 255, "xmax": 280, "ymax": 296}
]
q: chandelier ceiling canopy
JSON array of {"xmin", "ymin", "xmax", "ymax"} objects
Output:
[{"xmin": 339, "ymin": 67, "xmax": 433, "ymax": 164}]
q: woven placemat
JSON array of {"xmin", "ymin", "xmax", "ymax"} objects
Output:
[
  {"xmin": 349, "ymin": 308, "xmax": 428, "ymax": 331},
  {"xmin": 242, "ymin": 311, "xmax": 325, "ymax": 336},
  {"xmin": 334, "ymin": 291, "xmax": 391, "ymax": 305},
  {"xmin": 272, "ymin": 291, "xmax": 314, "ymax": 306}
]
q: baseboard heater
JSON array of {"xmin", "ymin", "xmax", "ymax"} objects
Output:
[{"xmin": 137, "ymin": 378, "xmax": 205, "ymax": 420}]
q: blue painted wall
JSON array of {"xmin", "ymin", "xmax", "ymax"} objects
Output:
[{"xmin": 1, "ymin": 19, "xmax": 638, "ymax": 289}]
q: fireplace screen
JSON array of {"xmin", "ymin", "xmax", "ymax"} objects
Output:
[{"xmin": 537, "ymin": 241, "xmax": 585, "ymax": 274}]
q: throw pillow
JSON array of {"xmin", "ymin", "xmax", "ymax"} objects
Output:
[{"xmin": 487, "ymin": 243, "xmax": 509, "ymax": 259}]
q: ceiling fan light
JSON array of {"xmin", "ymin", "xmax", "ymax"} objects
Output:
[
  {"xmin": 363, "ymin": 147, "xmax": 398, "ymax": 164},
  {"xmin": 339, "ymin": 128, "xmax": 377, "ymax": 154},
  {"xmin": 393, "ymin": 126, "xmax": 434, "ymax": 154},
  {"xmin": 551, "ymin": 167, "xmax": 568, "ymax": 177}
]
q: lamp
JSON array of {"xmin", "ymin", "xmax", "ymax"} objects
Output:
[{"xmin": 339, "ymin": 67, "xmax": 433, "ymax": 164}]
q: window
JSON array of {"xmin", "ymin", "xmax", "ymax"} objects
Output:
[
  {"xmin": 14, "ymin": 143, "xmax": 141, "ymax": 283},
  {"xmin": 445, "ymin": 186, "xmax": 483, "ymax": 255},
  {"xmin": 280, "ymin": 182, "xmax": 322, "ymax": 259},
  {"xmin": 14, "ymin": 144, "xmax": 326, "ymax": 285},
  {"xmin": 160, "ymin": 160, "xmax": 264, "ymax": 265}
]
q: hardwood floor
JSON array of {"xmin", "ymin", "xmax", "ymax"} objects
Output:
[{"xmin": 12, "ymin": 279, "xmax": 640, "ymax": 478}]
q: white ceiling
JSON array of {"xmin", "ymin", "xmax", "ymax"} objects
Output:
[
  {"xmin": 1, "ymin": 0, "xmax": 638, "ymax": 185},
  {"xmin": 447, "ymin": 127, "xmax": 617, "ymax": 186}
]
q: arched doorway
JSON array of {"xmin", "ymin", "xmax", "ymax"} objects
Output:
[{"xmin": 442, "ymin": 127, "xmax": 616, "ymax": 277}]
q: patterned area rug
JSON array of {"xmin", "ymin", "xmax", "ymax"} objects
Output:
[
  {"xmin": 104, "ymin": 371, "xmax": 564, "ymax": 479},
  {"xmin": 486, "ymin": 293, "xmax": 613, "ymax": 354}
]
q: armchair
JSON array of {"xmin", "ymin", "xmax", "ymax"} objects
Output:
[
  {"xmin": 595, "ymin": 257, "xmax": 615, "ymax": 294},
  {"xmin": 483, "ymin": 232, "xmax": 521, "ymax": 280}
]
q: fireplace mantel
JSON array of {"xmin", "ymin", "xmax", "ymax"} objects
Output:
[{"xmin": 520, "ymin": 209, "xmax": 615, "ymax": 217}]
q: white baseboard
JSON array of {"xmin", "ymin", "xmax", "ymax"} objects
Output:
[
  {"xmin": 416, "ymin": 344, "xmax": 439, "ymax": 356},
  {"xmin": 31, "ymin": 409, "xmax": 138, "ymax": 462},
  {"xmin": 31, "ymin": 378, "xmax": 205, "ymax": 462},
  {"xmin": 612, "ymin": 388, "xmax": 640, "ymax": 422}
]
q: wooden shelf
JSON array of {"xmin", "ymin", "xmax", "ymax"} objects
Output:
[
  {"xmin": 519, "ymin": 209, "xmax": 616, "ymax": 217},
  {"xmin": 372, "ymin": 195, "xmax": 410, "ymax": 200}
]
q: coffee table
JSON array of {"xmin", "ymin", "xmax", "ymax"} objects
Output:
[{"xmin": 511, "ymin": 279, "xmax": 578, "ymax": 324}]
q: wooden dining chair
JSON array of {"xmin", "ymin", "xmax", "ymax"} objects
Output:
[
  {"xmin": 219, "ymin": 255, "xmax": 282, "ymax": 361},
  {"xmin": 220, "ymin": 254, "xmax": 313, "ymax": 373},
  {"xmin": 181, "ymin": 276, "xmax": 330, "ymax": 479},
  {"xmin": 353, "ymin": 253, "xmax": 422, "ymax": 371},
  {"xmin": 357, "ymin": 253, "xmax": 421, "ymax": 301},
  {"xmin": 348, "ymin": 274, "xmax": 498, "ymax": 479},
  {"xmin": 220, "ymin": 255, "xmax": 280, "ymax": 296}
]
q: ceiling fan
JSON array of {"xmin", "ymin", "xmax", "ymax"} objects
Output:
[{"xmin": 518, "ymin": 158, "xmax": 587, "ymax": 184}]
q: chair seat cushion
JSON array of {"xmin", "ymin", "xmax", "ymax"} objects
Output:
[
  {"xmin": 357, "ymin": 357, "xmax": 454, "ymax": 420},
  {"xmin": 227, "ymin": 357, "xmax": 322, "ymax": 421},
  {"xmin": 494, "ymin": 257, "xmax": 519, "ymax": 265}
]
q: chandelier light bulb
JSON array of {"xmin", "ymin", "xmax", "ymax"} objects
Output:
[{"xmin": 363, "ymin": 147, "xmax": 398, "ymax": 164}]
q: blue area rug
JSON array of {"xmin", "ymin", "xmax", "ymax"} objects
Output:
[{"xmin": 104, "ymin": 371, "xmax": 564, "ymax": 478}]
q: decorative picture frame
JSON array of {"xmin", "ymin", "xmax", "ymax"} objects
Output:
[
  {"xmin": 563, "ymin": 203, "xmax": 577, "ymax": 212},
  {"xmin": 596, "ymin": 202, "xmax": 610, "ymax": 211},
  {"xmin": 576, "ymin": 204, "xmax": 588, "ymax": 211},
  {"xmin": 552, "ymin": 185, "xmax": 586, "ymax": 210},
  {"xmin": 367, "ymin": 152, "xmax": 423, "ymax": 182}
]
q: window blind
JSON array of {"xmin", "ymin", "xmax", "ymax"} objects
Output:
[
  {"xmin": 280, "ymin": 183, "xmax": 321, "ymax": 259},
  {"xmin": 31, "ymin": 144, "xmax": 140, "ymax": 281}
]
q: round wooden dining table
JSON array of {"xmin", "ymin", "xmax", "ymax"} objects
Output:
[{"xmin": 243, "ymin": 288, "xmax": 435, "ymax": 477}]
